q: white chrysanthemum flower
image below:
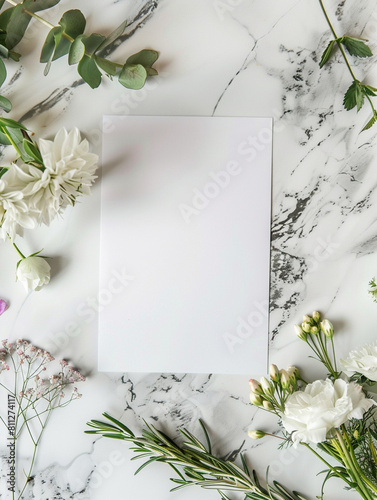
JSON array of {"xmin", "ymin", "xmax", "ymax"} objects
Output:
[
  {"xmin": 0, "ymin": 174, "xmax": 36, "ymax": 241},
  {"xmin": 19, "ymin": 128, "xmax": 98, "ymax": 225},
  {"xmin": 340, "ymin": 342, "xmax": 377, "ymax": 382}
]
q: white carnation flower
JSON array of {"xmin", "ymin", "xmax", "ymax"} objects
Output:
[
  {"xmin": 281, "ymin": 379, "xmax": 375, "ymax": 445},
  {"xmin": 340, "ymin": 342, "xmax": 377, "ymax": 382},
  {"xmin": 19, "ymin": 128, "xmax": 98, "ymax": 225}
]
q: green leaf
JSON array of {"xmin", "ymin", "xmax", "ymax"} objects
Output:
[
  {"xmin": 94, "ymin": 56, "xmax": 117, "ymax": 76},
  {"xmin": 0, "ymin": 43, "xmax": 8, "ymax": 58},
  {"xmin": 95, "ymin": 19, "xmax": 129, "ymax": 52},
  {"xmin": 82, "ymin": 33, "xmax": 105, "ymax": 54},
  {"xmin": 362, "ymin": 85, "xmax": 377, "ymax": 97},
  {"xmin": 0, "ymin": 166, "xmax": 9, "ymax": 178},
  {"xmin": 0, "ymin": 95, "xmax": 11, "ymax": 113},
  {"xmin": 40, "ymin": 26, "xmax": 62, "ymax": 63},
  {"xmin": 362, "ymin": 112, "xmax": 377, "ymax": 131},
  {"xmin": 1, "ymin": 0, "xmax": 61, "ymax": 50},
  {"xmin": 23, "ymin": 139, "xmax": 43, "ymax": 163},
  {"xmin": 68, "ymin": 35, "xmax": 85, "ymax": 65},
  {"xmin": 78, "ymin": 55, "xmax": 102, "ymax": 88},
  {"xmin": 126, "ymin": 49, "xmax": 159, "ymax": 68},
  {"xmin": 0, "ymin": 130, "xmax": 10, "ymax": 145},
  {"xmin": 0, "ymin": 57, "xmax": 6, "ymax": 87},
  {"xmin": 4, "ymin": 127, "xmax": 24, "ymax": 146},
  {"xmin": 319, "ymin": 40, "xmax": 336, "ymax": 68},
  {"xmin": 119, "ymin": 63, "xmax": 147, "ymax": 90},
  {"xmin": 343, "ymin": 81, "xmax": 364, "ymax": 111},
  {"xmin": 53, "ymin": 9, "xmax": 86, "ymax": 60},
  {"xmin": 341, "ymin": 36, "xmax": 373, "ymax": 58},
  {"xmin": 8, "ymin": 49, "xmax": 20, "ymax": 62},
  {"xmin": 0, "ymin": 117, "xmax": 26, "ymax": 129},
  {"xmin": 146, "ymin": 67, "xmax": 158, "ymax": 76}
]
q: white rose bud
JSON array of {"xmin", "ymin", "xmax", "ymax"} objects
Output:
[
  {"xmin": 320, "ymin": 319, "xmax": 334, "ymax": 338},
  {"xmin": 312, "ymin": 311, "xmax": 321, "ymax": 323},
  {"xmin": 249, "ymin": 379, "xmax": 262, "ymax": 394},
  {"xmin": 262, "ymin": 400, "xmax": 274, "ymax": 410},
  {"xmin": 249, "ymin": 392, "xmax": 263, "ymax": 406},
  {"xmin": 260, "ymin": 376, "xmax": 274, "ymax": 396},
  {"xmin": 302, "ymin": 322, "xmax": 311, "ymax": 333},
  {"xmin": 294, "ymin": 324, "xmax": 307, "ymax": 341},
  {"xmin": 16, "ymin": 256, "xmax": 51, "ymax": 292},
  {"xmin": 269, "ymin": 364, "xmax": 279, "ymax": 381},
  {"xmin": 248, "ymin": 430, "xmax": 266, "ymax": 439},
  {"xmin": 280, "ymin": 369, "xmax": 291, "ymax": 389}
]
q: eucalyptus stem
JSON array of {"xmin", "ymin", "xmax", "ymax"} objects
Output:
[{"xmin": 4, "ymin": 0, "xmax": 55, "ymax": 30}]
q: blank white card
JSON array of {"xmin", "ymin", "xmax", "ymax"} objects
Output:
[{"xmin": 99, "ymin": 116, "xmax": 272, "ymax": 374}]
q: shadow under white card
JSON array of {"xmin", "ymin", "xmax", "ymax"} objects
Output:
[{"xmin": 99, "ymin": 116, "xmax": 272, "ymax": 374}]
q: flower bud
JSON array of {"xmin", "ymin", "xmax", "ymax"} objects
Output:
[
  {"xmin": 310, "ymin": 325, "xmax": 319, "ymax": 335},
  {"xmin": 263, "ymin": 400, "xmax": 274, "ymax": 411},
  {"xmin": 249, "ymin": 392, "xmax": 263, "ymax": 406},
  {"xmin": 269, "ymin": 364, "xmax": 279, "ymax": 381},
  {"xmin": 16, "ymin": 256, "xmax": 51, "ymax": 292},
  {"xmin": 287, "ymin": 366, "xmax": 299, "ymax": 380},
  {"xmin": 249, "ymin": 379, "xmax": 262, "ymax": 394},
  {"xmin": 248, "ymin": 430, "xmax": 266, "ymax": 440},
  {"xmin": 303, "ymin": 314, "xmax": 312, "ymax": 324},
  {"xmin": 280, "ymin": 369, "xmax": 290, "ymax": 389},
  {"xmin": 294, "ymin": 324, "xmax": 307, "ymax": 341},
  {"xmin": 320, "ymin": 319, "xmax": 334, "ymax": 338},
  {"xmin": 302, "ymin": 322, "xmax": 312, "ymax": 334},
  {"xmin": 260, "ymin": 376, "xmax": 274, "ymax": 396},
  {"xmin": 313, "ymin": 311, "xmax": 321, "ymax": 322}
]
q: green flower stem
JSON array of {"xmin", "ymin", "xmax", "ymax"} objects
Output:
[
  {"xmin": 317, "ymin": 333, "xmax": 338, "ymax": 378},
  {"xmin": 301, "ymin": 442, "xmax": 353, "ymax": 487},
  {"xmin": 318, "ymin": 0, "xmax": 376, "ymax": 121},
  {"xmin": 341, "ymin": 426, "xmax": 377, "ymax": 495},
  {"xmin": 335, "ymin": 429, "xmax": 375, "ymax": 500},
  {"xmin": 318, "ymin": 0, "xmax": 357, "ymax": 80},
  {"xmin": 8, "ymin": 238, "xmax": 26, "ymax": 259},
  {"xmin": 330, "ymin": 336, "xmax": 338, "ymax": 372}
]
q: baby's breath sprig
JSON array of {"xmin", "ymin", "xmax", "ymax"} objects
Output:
[{"xmin": 0, "ymin": 339, "xmax": 85, "ymax": 500}]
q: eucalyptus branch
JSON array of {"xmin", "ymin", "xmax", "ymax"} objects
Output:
[
  {"xmin": 86, "ymin": 414, "xmax": 308, "ymax": 500},
  {"xmin": 318, "ymin": 0, "xmax": 377, "ymax": 130},
  {"xmin": 0, "ymin": 0, "xmax": 159, "ymax": 92}
]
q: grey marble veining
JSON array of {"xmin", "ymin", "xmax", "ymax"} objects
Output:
[{"xmin": 1, "ymin": 0, "xmax": 377, "ymax": 499}]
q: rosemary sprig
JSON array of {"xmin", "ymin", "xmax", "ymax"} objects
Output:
[{"xmin": 86, "ymin": 413, "xmax": 308, "ymax": 500}]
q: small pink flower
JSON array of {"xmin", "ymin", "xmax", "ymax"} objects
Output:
[{"xmin": 0, "ymin": 300, "xmax": 7, "ymax": 316}]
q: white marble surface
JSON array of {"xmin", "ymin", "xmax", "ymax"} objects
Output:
[{"xmin": 1, "ymin": 0, "xmax": 377, "ymax": 498}]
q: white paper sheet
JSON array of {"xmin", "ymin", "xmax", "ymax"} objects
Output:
[{"xmin": 99, "ymin": 116, "xmax": 272, "ymax": 374}]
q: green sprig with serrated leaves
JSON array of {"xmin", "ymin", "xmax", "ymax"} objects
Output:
[
  {"xmin": 86, "ymin": 413, "xmax": 308, "ymax": 500},
  {"xmin": 318, "ymin": 0, "xmax": 376, "ymax": 131},
  {"xmin": 0, "ymin": 0, "xmax": 159, "ymax": 112}
]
